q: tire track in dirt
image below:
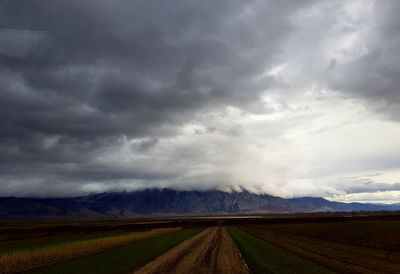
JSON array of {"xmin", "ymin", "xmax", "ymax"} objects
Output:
[{"xmin": 133, "ymin": 227, "xmax": 249, "ymax": 274}]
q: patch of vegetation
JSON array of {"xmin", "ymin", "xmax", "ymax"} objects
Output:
[
  {"xmin": 228, "ymin": 227, "xmax": 333, "ymax": 274},
  {"xmin": 0, "ymin": 228, "xmax": 178, "ymax": 273},
  {"xmin": 0, "ymin": 231, "xmax": 137, "ymax": 254},
  {"xmin": 26, "ymin": 228, "xmax": 203, "ymax": 274}
]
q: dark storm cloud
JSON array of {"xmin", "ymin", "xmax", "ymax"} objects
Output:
[
  {"xmin": 327, "ymin": 0, "xmax": 400, "ymax": 120},
  {"xmin": 0, "ymin": 0, "xmax": 315, "ymax": 194}
]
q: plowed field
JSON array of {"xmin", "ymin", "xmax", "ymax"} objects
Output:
[{"xmin": 241, "ymin": 222, "xmax": 400, "ymax": 274}]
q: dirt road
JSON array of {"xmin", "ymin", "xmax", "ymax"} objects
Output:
[{"xmin": 133, "ymin": 227, "xmax": 249, "ymax": 274}]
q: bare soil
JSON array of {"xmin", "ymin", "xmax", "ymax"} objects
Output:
[{"xmin": 133, "ymin": 227, "xmax": 249, "ymax": 274}]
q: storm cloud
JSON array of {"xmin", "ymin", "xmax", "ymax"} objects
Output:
[{"xmin": 1, "ymin": 0, "xmax": 400, "ymax": 202}]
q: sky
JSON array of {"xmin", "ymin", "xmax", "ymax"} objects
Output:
[{"xmin": 0, "ymin": 0, "xmax": 400, "ymax": 203}]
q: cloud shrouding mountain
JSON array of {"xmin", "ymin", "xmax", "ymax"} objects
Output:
[{"xmin": 1, "ymin": 0, "xmax": 400, "ymax": 202}]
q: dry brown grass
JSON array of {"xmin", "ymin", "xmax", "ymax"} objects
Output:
[{"xmin": 0, "ymin": 228, "xmax": 179, "ymax": 274}]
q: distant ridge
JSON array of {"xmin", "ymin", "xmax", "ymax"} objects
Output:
[{"xmin": 0, "ymin": 188, "xmax": 399, "ymax": 219}]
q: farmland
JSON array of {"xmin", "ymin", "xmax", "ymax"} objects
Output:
[
  {"xmin": 0, "ymin": 213, "xmax": 399, "ymax": 273},
  {"xmin": 0, "ymin": 228, "xmax": 179, "ymax": 273},
  {"xmin": 134, "ymin": 227, "xmax": 248, "ymax": 274},
  {"xmin": 229, "ymin": 227, "xmax": 333, "ymax": 274},
  {"xmin": 238, "ymin": 221, "xmax": 400, "ymax": 273},
  {"xmin": 26, "ymin": 228, "xmax": 202, "ymax": 274}
]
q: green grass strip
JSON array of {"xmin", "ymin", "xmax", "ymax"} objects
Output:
[
  {"xmin": 228, "ymin": 227, "xmax": 335, "ymax": 274},
  {"xmin": 26, "ymin": 228, "xmax": 203, "ymax": 274}
]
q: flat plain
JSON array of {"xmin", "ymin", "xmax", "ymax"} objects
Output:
[
  {"xmin": 0, "ymin": 212, "xmax": 399, "ymax": 274},
  {"xmin": 239, "ymin": 221, "xmax": 400, "ymax": 274}
]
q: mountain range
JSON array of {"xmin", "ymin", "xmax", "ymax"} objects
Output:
[{"xmin": 1, "ymin": 188, "xmax": 399, "ymax": 219}]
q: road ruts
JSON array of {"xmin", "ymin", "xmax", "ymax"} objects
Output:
[{"xmin": 133, "ymin": 227, "xmax": 249, "ymax": 274}]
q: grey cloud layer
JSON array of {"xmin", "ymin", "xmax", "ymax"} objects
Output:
[
  {"xmin": 1, "ymin": 0, "xmax": 310, "ymax": 139},
  {"xmin": 1, "ymin": 0, "xmax": 400, "ymax": 197},
  {"xmin": 0, "ymin": 0, "xmax": 312, "ymax": 195},
  {"xmin": 327, "ymin": 1, "xmax": 400, "ymax": 120}
]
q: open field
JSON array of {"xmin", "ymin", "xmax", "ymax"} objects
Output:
[
  {"xmin": 245, "ymin": 220, "xmax": 400, "ymax": 251},
  {"xmin": 229, "ymin": 226, "xmax": 333, "ymax": 274},
  {"xmin": 0, "ymin": 230, "xmax": 142, "ymax": 255},
  {"xmin": 1, "ymin": 213, "xmax": 400, "ymax": 273},
  {"xmin": 240, "ymin": 221, "xmax": 400, "ymax": 273},
  {"xmin": 134, "ymin": 227, "xmax": 248, "ymax": 274},
  {"xmin": 26, "ymin": 228, "xmax": 202, "ymax": 274},
  {"xmin": 0, "ymin": 228, "xmax": 179, "ymax": 273}
]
